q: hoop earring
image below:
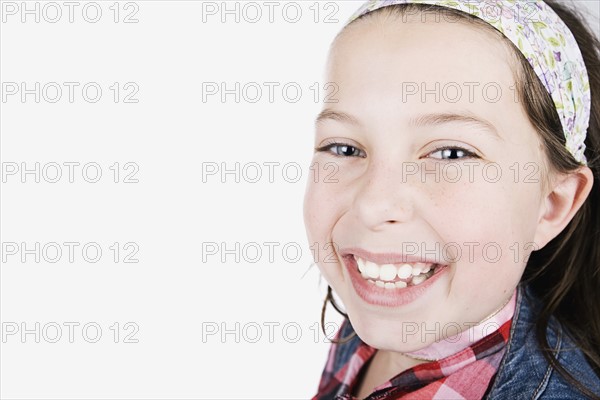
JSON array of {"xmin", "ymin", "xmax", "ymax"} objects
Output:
[{"xmin": 321, "ymin": 286, "xmax": 357, "ymax": 344}]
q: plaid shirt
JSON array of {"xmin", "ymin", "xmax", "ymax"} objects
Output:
[{"xmin": 313, "ymin": 302, "xmax": 514, "ymax": 399}]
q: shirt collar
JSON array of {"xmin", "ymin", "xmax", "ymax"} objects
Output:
[{"xmin": 332, "ymin": 288, "xmax": 518, "ymax": 397}]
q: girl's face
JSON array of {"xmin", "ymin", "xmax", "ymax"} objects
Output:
[{"xmin": 304, "ymin": 14, "xmax": 551, "ymax": 352}]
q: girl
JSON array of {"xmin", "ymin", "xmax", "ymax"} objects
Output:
[{"xmin": 303, "ymin": 0, "xmax": 600, "ymax": 399}]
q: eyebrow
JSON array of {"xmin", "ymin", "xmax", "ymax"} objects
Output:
[
  {"xmin": 315, "ymin": 109, "xmax": 360, "ymax": 126},
  {"xmin": 315, "ymin": 109, "xmax": 502, "ymax": 140},
  {"xmin": 409, "ymin": 112, "xmax": 502, "ymax": 140}
]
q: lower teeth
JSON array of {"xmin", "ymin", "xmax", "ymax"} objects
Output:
[{"xmin": 364, "ymin": 269, "xmax": 436, "ymax": 289}]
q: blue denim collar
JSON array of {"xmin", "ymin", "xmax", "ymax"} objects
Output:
[{"xmin": 486, "ymin": 283, "xmax": 600, "ymax": 399}]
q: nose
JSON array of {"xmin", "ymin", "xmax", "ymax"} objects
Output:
[{"xmin": 353, "ymin": 160, "xmax": 415, "ymax": 230}]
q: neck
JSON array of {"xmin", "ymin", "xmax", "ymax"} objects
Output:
[{"xmin": 401, "ymin": 289, "xmax": 518, "ymax": 362}]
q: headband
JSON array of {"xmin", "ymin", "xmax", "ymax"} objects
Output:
[{"xmin": 347, "ymin": 0, "xmax": 591, "ymax": 165}]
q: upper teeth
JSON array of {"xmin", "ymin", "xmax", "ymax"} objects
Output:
[{"xmin": 355, "ymin": 256, "xmax": 433, "ymax": 282}]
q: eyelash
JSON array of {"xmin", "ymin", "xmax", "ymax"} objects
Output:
[
  {"xmin": 315, "ymin": 141, "xmax": 367, "ymax": 158},
  {"xmin": 315, "ymin": 141, "xmax": 480, "ymax": 160},
  {"xmin": 427, "ymin": 146, "xmax": 480, "ymax": 161}
]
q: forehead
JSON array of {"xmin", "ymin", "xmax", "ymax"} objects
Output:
[
  {"xmin": 328, "ymin": 14, "xmax": 517, "ymax": 99},
  {"xmin": 325, "ymin": 13, "xmax": 525, "ymax": 134}
]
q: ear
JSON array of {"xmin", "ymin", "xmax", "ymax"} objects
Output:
[{"xmin": 533, "ymin": 166, "xmax": 594, "ymax": 249}]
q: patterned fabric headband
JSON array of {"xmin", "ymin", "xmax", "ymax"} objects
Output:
[{"xmin": 347, "ymin": 0, "xmax": 591, "ymax": 165}]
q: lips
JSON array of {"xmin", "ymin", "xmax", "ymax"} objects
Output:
[{"xmin": 341, "ymin": 251, "xmax": 449, "ymax": 307}]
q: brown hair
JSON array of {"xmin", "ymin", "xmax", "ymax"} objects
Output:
[{"xmin": 325, "ymin": 1, "xmax": 600, "ymax": 397}]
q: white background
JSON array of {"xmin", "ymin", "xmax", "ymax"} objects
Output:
[{"xmin": 1, "ymin": 1, "xmax": 598, "ymax": 398}]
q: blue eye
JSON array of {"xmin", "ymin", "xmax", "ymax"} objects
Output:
[
  {"xmin": 429, "ymin": 147, "xmax": 478, "ymax": 160},
  {"xmin": 316, "ymin": 142, "xmax": 367, "ymax": 158}
]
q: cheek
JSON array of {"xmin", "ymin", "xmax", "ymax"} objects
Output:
[
  {"xmin": 424, "ymin": 178, "xmax": 536, "ymax": 297},
  {"xmin": 421, "ymin": 175, "xmax": 537, "ymax": 252},
  {"xmin": 417, "ymin": 178, "xmax": 496, "ymax": 239},
  {"xmin": 303, "ymin": 165, "xmax": 354, "ymax": 290},
  {"xmin": 303, "ymin": 182, "xmax": 321, "ymax": 247},
  {"xmin": 303, "ymin": 157, "xmax": 356, "ymax": 236},
  {"xmin": 423, "ymin": 167, "xmax": 541, "ymax": 237},
  {"xmin": 303, "ymin": 172, "xmax": 344, "ymax": 254}
]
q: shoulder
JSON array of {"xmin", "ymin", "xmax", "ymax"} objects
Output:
[
  {"xmin": 486, "ymin": 284, "xmax": 600, "ymax": 399},
  {"xmin": 330, "ymin": 318, "xmax": 363, "ymax": 374},
  {"xmin": 314, "ymin": 319, "xmax": 364, "ymax": 398}
]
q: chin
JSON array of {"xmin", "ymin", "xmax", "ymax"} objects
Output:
[
  {"xmin": 351, "ymin": 316, "xmax": 438, "ymax": 353},
  {"xmin": 345, "ymin": 302, "xmax": 443, "ymax": 352}
]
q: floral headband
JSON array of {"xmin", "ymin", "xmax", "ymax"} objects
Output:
[{"xmin": 347, "ymin": 0, "xmax": 591, "ymax": 165}]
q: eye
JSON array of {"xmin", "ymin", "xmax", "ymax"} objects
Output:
[
  {"xmin": 315, "ymin": 142, "xmax": 367, "ymax": 158},
  {"xmin": 427, "ymin": 146, "xmax": 479, "ymax": 160}
]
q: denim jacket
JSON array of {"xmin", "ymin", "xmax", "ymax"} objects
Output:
[
  {"xmin": 328, "ymin": 284, "xmax": 600, "ymax": 399},
  {"xmin": 485, "ymin": 284, "xmax": 600, "ymax": 399}
]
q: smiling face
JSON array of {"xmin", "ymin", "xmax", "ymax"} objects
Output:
[{"xmin": 304, "ymin": 10, "xmax": 552, "ymax": 352}]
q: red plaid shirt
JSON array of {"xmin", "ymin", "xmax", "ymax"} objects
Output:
[{"xmin": 313, "ymin": 296, "xmax": 515, "ymax": 399}]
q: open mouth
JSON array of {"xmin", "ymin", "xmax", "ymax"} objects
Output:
[{"xmin": 348, "ymin": 254, "xmax": 448, "ymax": 290}]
